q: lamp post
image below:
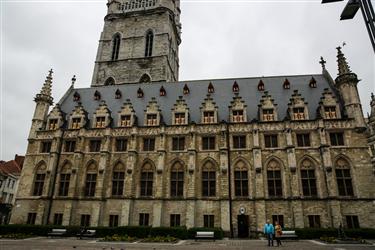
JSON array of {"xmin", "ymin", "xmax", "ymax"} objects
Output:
[{"xmin": 322, "ymin": 0, "xmax": 375, "ymax": 52}]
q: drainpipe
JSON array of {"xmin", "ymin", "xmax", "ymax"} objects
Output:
[{"xmin": 45, "ymin": 129, "xmax": 65, "ymax": 225}]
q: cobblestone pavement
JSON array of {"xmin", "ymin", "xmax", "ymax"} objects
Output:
[{"xmin": 0, "ymin": 238, "xmax": 374, "ymax": 250}]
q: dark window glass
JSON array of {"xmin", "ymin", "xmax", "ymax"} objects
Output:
[
  {"xmin": 267, "ymin": 170, "xmax": 282, "ymax": 197},
  {"xmin": 139, "ymin": 213, "xmax": 149, "ymax": 226},
  {"xmin": 301, "ymin": 170, "xmax": 317, "ymax": 197},
  {"xmin": 233, "ymin": 136, "xmax": 246, "ymax": 149},
  {"xmin": 120, "ymin": 115, "xmax": 132, "ymax": 127},
  {"xmin": 27, "ymin": 213, "xmax": 37, "ymax": 225},
  {"xmin": 109, "ymin": 215, "xmax": 119, "ymax": 227},
  {"xmin": 330, "ymin": 132, "xmax": 344, "ymax": 146},
  {"xmin": 89, "ymin": 140, "xmax": 101, "ymax": 152},
  {"xmin": 293, "ymin": 107, "xmax": 305, "ymax": 120},
  {"xmin": 232, "ymin": 110, "xmax": 244, "ymax": 122},
  {"xmin": 53, "ymin": 213, "xmax": 63, "ymax": 226},
  {"xmin": 203, "ymin": 215, "xmax": 214, "ymax": 228},
  {"xmin": 263, "ymin": 109, "xmax": 275, "ymax": 121},
  {"xmin": 234, "ymin": 170, "xmax": 248, "ymax": 197},
  {"xmin": 65, "ymin": 140, "xmax": 76, "ymax": 152},
  {"xmin": 85, "ymin": 173, "xmax": 97, "ymax": 197},
  {"xmin": 48, "ymin": 119, "xmax": 58, "ymax": 130},
  {"xmin": 336, "ymin": 169, "xmax": 354, "ymax": 196},
  {"xmin": 143, "ymin": 138, "xmax": 155, "ymax": 151},
  {"xmin": 80, "ymin": 214, "xmax": 91, "ymax": 227},
  {"xmin": 174, "ymin": 113, "xmax": 186, "ymax": 125},
  {"xmin": 145, "ymin": 31, "xmax": 153, "ymax": 57},
  {"xmin": 346, "ymin": 215, "xmax": 360, "ymax": 229},
  {"xmin": 202, "ymin": 171, "xmax": 216, "ymax": 197},
  {"xmin": 202, "ymin": 136, "xmax": 215, "ymax": 150},
  {"xmin": 297, "ymin": 133, "xmax": 310, "ymax": 147},
  {"xmin": 111, "ymin": 34, "xmax": 121, "ymax": 61},
  {"xmin": 264, "ymin": 135, "xmax": 278, "ymax": 148},
  {"xmin": 324, "ymin": 106, "xmax": 337, "ymax": 119},
  {"xmin": 171, "ymin": 170, "xmax": 184, "ymax": 197},
  {"xmin": 33, "ymin": 174, "xmax": 45, "ymax": 196},
  {"xmin": 203, "ymin": 111, "xmax": 215, "ymax": 123},
  {"xmin": 112, "ymin": 171, "xmax": 125, "ymax": 196},
  {"xmin": 272, "ymin": 215, "xmax": 284, "ymax": 228},
  {"xmin": 95, "ymin": 116, "xmax": 106, "ymax": 128},
  {"xmin": 116, "ymin": 139, "xmax": 128, "ymax": 152},
  {"xmin": 72, "ymin": 118, "xmax": 81, "ymax": 129},
  {"xmin": 140, "ymin": 171, "xmax": 153, "ymax": 196},
  {"xmin": 41, "ymin": 141, "xmax": 52, "ymax": 153},
  {"xmin": 170, "ymin": 214, "xmax": 181, "ymax": 227},
  {"xmin": 146, "ymin": 114, "xmax": 158, "ymax": 126},
  {"xmin": 58, "ymin": 173, "xmax": 70, "ymax": 196},
  {"xmin": 172, "ymin": 137, "xmax": 185, "ymax": 151},
  {"xmin": 308, "ymin": 215, "xmax": 321, "ymax": 228}
]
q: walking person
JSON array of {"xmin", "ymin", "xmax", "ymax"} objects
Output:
[
  {"xmin": 263, "ymin": 219, "xmax": 274, "ymax": 247},
  {"xmin": 275, "ymin": 221, "xmax": 283, "ymax": 247}
]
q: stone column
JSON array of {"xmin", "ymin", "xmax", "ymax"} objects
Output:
[
  {"xmin": 291, "ymin": 200, "xmax": 304, "ymax": 228},
  {"xmin": 185, "ymin": 200, "xmax": 196, "ymax": 228},
  {"xmin": 329, "ymin": 200, "xmax": 343, "ymax": 227},
  {"xmin": 120, "ymin": 200, "xmax": 131, "ymax": 226},
  {"xmin": 220, "ymin": 200, "xmax": 231, "ymax": 233},
  {"xmin": 255, "ymin": 200, "xmax": 266, "ymax": 231},
  {"xmin": 152, "ymin": 201, "xmax": 163, "ymax": 227},
  {"xmin": 318, "ymin": 126, "xmax": 336, "ymax": 197}
]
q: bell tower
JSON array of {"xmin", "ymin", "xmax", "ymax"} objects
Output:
[{"xmin": 91, "ymin": 0, "xmax": 181, "ymax": 86}]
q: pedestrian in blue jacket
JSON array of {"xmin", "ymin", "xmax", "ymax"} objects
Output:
[{"xmin": 263, "ymin": 220, "xmax": 275, "ymax": 247}]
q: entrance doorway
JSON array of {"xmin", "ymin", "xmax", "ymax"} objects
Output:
[{"xmin": 237, "ymin": 214, "xmax": 249, "ymax": 238}]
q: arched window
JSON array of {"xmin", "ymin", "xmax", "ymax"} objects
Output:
[
  {"xmin": 145, "ymin": 30, "xmax": 154, "ymax": 57},
  {"xmin": 139, "ymin": 74, "xmax": 151, "ymax": 83},
  {"xmin": 112, "ymin": 162, "xmax": 125, "ymax": 196},
  {"xmin": 267, "ymin": 159, "xmax": 282, "ymax": 197},
  {"xmin": 111, "ymin": 34, "xmax": 121, "ymax": 61},
  {"xmin": 202, "ymin": 161, "xmax": 216, "ymax": 197},
  {"xmin": 84, "ymin": 162, "xmax": 97, "ymax": 197},
  {"xmin": 58, "ymin": 162, "xmax": 71, "ymax": 197},
  {"xmin": 33, "ymin": 162, "xmax": 47, "ymax": 196},
  {"xmin": 140, "ymin": 162, "xmax": 153, "ymax": 197},
  {"xmin": 335, "ymin": 158, "xmax": 354, "ymax": 196},
  {"xmin": 300, "ymin": 159, "xmax": 317, "ymax": 197},
  {"xmin": 170, "ymin": 162, "xmax": 184, "ymax": 197},
  {"xmin": 105, "ymin": 77, "xmax": 115, "ymax": 86},
  {"xmin": 234, "ymin": 160, "xmax": 248, "ymax": 197}
]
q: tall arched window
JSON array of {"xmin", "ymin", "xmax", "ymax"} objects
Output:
[
  {"xmin": 300, "ymin": 159, "xmax": 317, "ymax": 197},
  {"xmin": 267, "ymin": 159, "xmax": 282, "ymax": 197},
  {"xmin": 58, "ymin": 162, "xmax": 71, "ymax": 197},
  {"xmin": 335, "ymin": 158, "xmax": 354, "ymax": 196},
  {"xmin": 33, "ymin": 162, "xmax": 47, "ymax": 196},
  {"xmin": 140, "ymin": 162, "xmax": 153, "ymax": 197},
  {"xmin": 145, "ymin": 30, "xmax": 154, "ymax": 57},
  {"xmin": 170, "ymin": 162, "xmax": 184, "ymax": 197},
  {"xmin": 202, "ymin": 161, "xmax": 216, "ymax": 197},
  {"xmin": 84, "ymin": 162, "xmax": 97, "ymax": 197},
  {"xmin": 111, "ymin": 34, "xmax": 121, "ymax": 61},
  {"xmin": 112, "ymin": 162, "xmax": 125, "ymax": 196},
  {"xmin": 234, "ymin": 160, "xmax": 248, "ymax": 197}
]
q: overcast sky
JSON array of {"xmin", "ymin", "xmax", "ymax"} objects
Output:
[{"xmin": 1, "ymin": 0, "xmax": 374, "ymax": 161}]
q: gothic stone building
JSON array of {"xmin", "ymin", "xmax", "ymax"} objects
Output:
[{"xmin": 10, "ymin": 0, "xmax": 375, "ymax": 237}]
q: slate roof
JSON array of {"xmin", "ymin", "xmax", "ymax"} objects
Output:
[{"xmin": 58, "ymin": 74, "xmax": 339, "ymax": 126}]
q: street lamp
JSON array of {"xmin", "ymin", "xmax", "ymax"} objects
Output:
[{"xmin": 322, "ymin": 0, "xmax": 375, "ymax": 52}]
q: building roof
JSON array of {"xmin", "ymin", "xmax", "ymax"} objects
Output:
[
  {"xmin": 58, "ymin": 73, "xmax": 340, "ymax": 126},
  {"xmin": 0, "ymin": 159, "xmax": 22, "ymax": 177}
]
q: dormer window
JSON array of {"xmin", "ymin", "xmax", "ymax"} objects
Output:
[
  {"xmin": 258, "ymin": 80, "xmax": 265, "ymax": 91},
  {"xmin": 72, "ymin": 118, "xmax": 81, "ymax": 129},
  {"xmin": 94, "ymin": 91, "xmax": 101, "ymax": 101},
  {"xmin": 160, "ymin": 86, "xmax": 166, "ymax": 96},
  {"xmin": 208, "ymin": 82, "xmax": 214, "ymax": 93},
  {"xmin": 309, "ymin": 77, "xmax": 317, "ymax": 88},
  {"xmin": 146, "ymin": 114, "xmax": 158, "ymax": 126},
  {"xmin": 174, "ymin": 113, "xmax": 186, "ymax": 125},
  {"xmin": 324, "ymin": 106, "xmax": 337, "ymax": 119},
  {"xmin": 73, "ymin": 92, "xmax": 80, "ymax": 102},
  {"xmin": 263, "ymin": 109, "xmax": 274, "ymax": 121},
  {"xmin": 115, "ymin": 89, "xmax": 122, "ymax": 99},
  {"xmin": 120, "ymin": 115, "xmax": 132, "ymax": 127},
  {"xmin": 48, "ymin": 119, "xmax": 58, "ymax": 130},
  {"xmin": 95, "ymin": 116, "xmax": 106, "ymax": 128},
  {"xmin": 232, "ymin": 110, "xmax": 244, "ymax": 122},
  {"xmin": 203, "ymin": 111, "xmax": 215, "ymax": 124},
  {"xmin": 137, "ymin": 88, "xmax": 144, "ymax": 98},
  {"xmin": 183, "ymin": 84, "xmax": 190, "ymax": 95},
  {"xmin": 233, "ymin": 81, "xmax": 239, "ymax": 93},
  {"xmin": 283, "ymin": 79, "xmax": 290, "ymax": 89},
  {"xmin": 293, "ymin": 107, "xmax": 305, "ymax": 120}
]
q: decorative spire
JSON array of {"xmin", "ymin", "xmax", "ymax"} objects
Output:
[
  {"xmin": 371, "ymin": 93, "xmax": 375, "ymax": 118},
  {"xmin": 71, "ymin": 75, "xmax": 76, "ymax": 87},
  {"xmin": 319, "ymin": 56, "xmax": 326, "ymax": 70},
  {"xmin": 336, "ymin": 46, "xmax": 352, "ymax": 76},
  {"xmin": 35, "ymin": 69, "xmax": 54, "ymax": 105}
]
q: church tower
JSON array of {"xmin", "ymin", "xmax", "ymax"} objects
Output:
[{"xmin": 91, "ymin": 0, "xmax": 181, "ymax": 86}]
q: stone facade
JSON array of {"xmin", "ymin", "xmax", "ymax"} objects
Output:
[{"xmin": 10, "ymin": 0, "xmax": 375, "ymax": 237}]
